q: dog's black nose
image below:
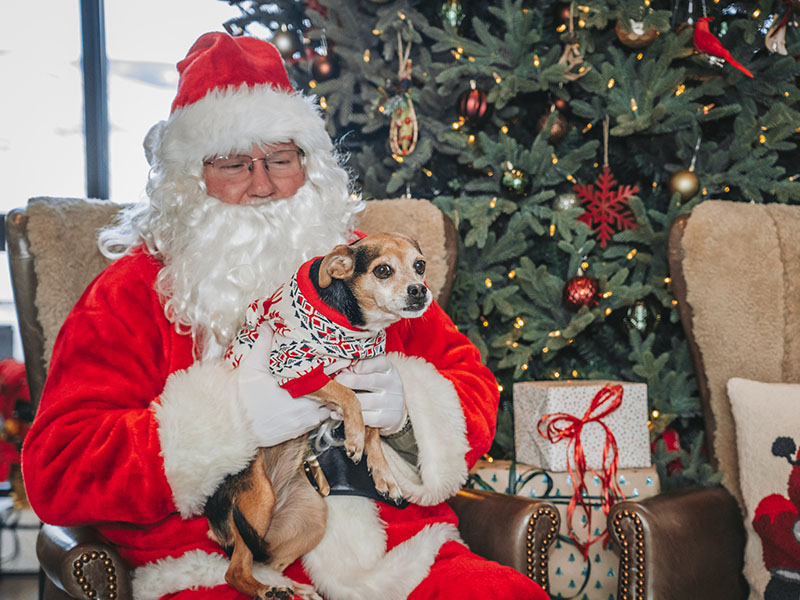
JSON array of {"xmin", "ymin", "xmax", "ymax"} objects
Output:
[{"xmin": 407, "ymin": 284, "xmax": 427, "ymax": 298}]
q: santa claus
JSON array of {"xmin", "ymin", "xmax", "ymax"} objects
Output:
[{"xmin": 21, "ymin": 32, "xmax": 547, "ymax": 599}]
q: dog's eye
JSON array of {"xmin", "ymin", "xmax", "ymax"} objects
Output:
[
  {"xmin": 373, "ymin": 264, "xmax": 393, "ymax": 279},
  {"xmin": 414, "ymin": 259, "xmax": 426, "ymax": 275}
]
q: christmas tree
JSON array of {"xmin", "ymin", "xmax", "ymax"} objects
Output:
[{"xmin": 220, "ymin": 0, "xmax": 800, "ymax": 489}]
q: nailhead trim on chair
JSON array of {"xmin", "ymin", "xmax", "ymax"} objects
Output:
[
  {"xmin": 73, "ymin": 551, "xmax": 118, "ymax": 600},
  {"xmin": 612, "ymin": 509, "xmax": 645, "ymax": 600},
  {"xmin": 528, "ymin": 505, "xmax": 559, "ymax": 590}
]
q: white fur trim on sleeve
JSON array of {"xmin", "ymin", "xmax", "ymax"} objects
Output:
[
  {"xmin": 154, "ymin": 360, "xmax": 259, "ymax": 517},
  {"xmin": 383, "ymin": 353, "xmax": 469, "ymax": 506}
]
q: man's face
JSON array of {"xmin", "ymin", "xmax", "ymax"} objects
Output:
[{"xmin": 203, "ymin": 142, "xmax": 306, "ymax": 205}]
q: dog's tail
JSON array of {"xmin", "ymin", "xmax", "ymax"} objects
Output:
[{"xmin": 232, "ymin": 506, "xmax": 271, "ymax": 563}]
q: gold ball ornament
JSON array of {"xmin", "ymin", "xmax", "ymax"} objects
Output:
[
  {"xmin": 668, "ymin": 170, "xmax": 701, "ymax": 201},
  {"xmin": 615, "ymin": 20, "xmax": 659, "ymax": 48}
]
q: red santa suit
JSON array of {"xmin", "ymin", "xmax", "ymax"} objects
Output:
[
  {"xmin": 21, "ymin": 31, "xmax": 547, "ymax": 600},
  {"xmin": 22, "ymin": 246, "xmax": 545, "ymax": 600}
]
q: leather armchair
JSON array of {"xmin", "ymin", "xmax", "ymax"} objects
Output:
[
  {"xmin": 7, "ymin": 196, "xmax": 560, "ymax": 600},
  {"xmin": 602, "ymin": 201, "xmax": 800, "ymax": 599}
]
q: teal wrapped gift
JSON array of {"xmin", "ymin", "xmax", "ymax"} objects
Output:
[{"xmin": 466, "ymin": 458, "xmax": 660, "ymax": 600}]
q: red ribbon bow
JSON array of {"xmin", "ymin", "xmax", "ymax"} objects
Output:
[{"xmin": 537, "ymin": 383, "xmax": 626, "ymax": 556}]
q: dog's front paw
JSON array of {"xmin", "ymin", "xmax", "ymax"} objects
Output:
[
  {"xmin": 369, "ymin": 462, "xmax": 404, "ymax": 503},
  {"xmin": 343, "ymin": 428, "xmax": 365, "ymax": 464}
]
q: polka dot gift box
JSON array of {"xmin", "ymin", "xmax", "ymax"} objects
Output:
[
  {"xmin": 513, "ymin": 380, "xmax": 651, "ymax": 472},
  {"xmin": 467, "ymin": 458, "xmax": 660, "ymax": 600}
]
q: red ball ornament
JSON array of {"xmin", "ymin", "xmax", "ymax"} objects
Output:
[
  {"xmin": 563, "ymin": 275, "xmax": 600, "ymax": 310},
  {"xmin": 554, "ymin": 2, "xmax": 572, "ymax": 24},
  {"xmin": 457, "ymin": 86, "xmax": 491, "ymax": 125}
]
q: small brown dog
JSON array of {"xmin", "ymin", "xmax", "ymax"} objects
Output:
[{"xmin": 205, "ymin": 233, "xmax": 431, "ymax": 600}]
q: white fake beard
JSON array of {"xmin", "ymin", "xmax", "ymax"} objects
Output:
[{"xmin": 156, "ymin": 183, "xmax": 359, "ymax": 360}]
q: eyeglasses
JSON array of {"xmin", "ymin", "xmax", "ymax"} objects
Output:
[{"xmin": 203, "ymin": 149, "xmax": 305, "ymax": 181}]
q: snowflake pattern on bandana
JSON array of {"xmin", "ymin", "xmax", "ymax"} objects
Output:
[{"xmin": 225, "ymin": 271, "xmax": 386, "ymax": 395}]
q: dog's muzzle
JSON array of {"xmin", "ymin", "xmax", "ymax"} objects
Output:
[{"xmin": 406, "ymin": 284, "xmax": 428, "ymax": 310}]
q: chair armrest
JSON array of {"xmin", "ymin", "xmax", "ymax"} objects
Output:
[
  {"xmin": 447, "ymin": 488, "xmax": 560, "ymax": 592},
  {"xmin": 37, "ymin": 524, "xmax": 133, "ymax": 600},
  {"xmin": 608, "ymin": 486, "xmax": 747, "ymax": 600}
]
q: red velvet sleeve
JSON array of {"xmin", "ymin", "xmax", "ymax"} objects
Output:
[
  {"xmin": 388, "ymin": 301, "xmax": 499, "ymax": 469},
  {"xmin": 21, "ymin": 252, "xmax": 193, "ymax": 526}
]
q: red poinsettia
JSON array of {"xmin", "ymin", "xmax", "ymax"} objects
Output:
[
  {"xmin": 0, "ymin": 359, "xmax": 31, "ymax": 483},
  {"xmin": 0, "ymin": 359, "xmax": 29, "ymax": 420}
]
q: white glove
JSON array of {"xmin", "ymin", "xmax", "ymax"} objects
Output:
[
  {"xmin": 333, "ymin": 355, "xmax": 407, "ymax": 435},
  {"xmin": 238, "ymin": 324, "xmax": 334, "ymax": 447}
]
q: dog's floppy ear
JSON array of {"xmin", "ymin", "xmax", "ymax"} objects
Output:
[{"xmin": 318, "ymin": 245, "xmax": 355, "ymax": 288}]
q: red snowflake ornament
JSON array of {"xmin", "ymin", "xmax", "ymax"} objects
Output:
[{"xmin": 574, "ymin": 165, "xmax": 638, "ymax": 247}]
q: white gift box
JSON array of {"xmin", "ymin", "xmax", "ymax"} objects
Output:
[{"xmin": 513, "ymin": 380, "xmax": 651, "ymax": 471}]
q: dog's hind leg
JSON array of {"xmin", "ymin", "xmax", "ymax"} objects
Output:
[
  {"xmin": 227, "ymin": 517, "xmax": 297, "ymax": 600},
  {"xmin": 224, "ymin": 452, "xmax": 284, "ymax": 599}
]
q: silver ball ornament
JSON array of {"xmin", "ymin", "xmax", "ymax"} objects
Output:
[{"xmin": 553, "ymin": 192, "xmax": 579, "ymax": 212}]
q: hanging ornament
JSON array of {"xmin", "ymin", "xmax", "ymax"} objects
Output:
[
  {"xmin": 501, "ymin": 161, "xmax": 532, "ymax": 197},
  {"xmin": 765, "ymin": 14, "xmax": 789, "ymax": 55},
  {"xmin": 554, "ymin": 2, "xmax": 573, "ymax": 25},
  {"xmin": 693, "ymin": 17, "xmax": 754, "ymax": 78},
  {"xmin": 271, "ymin": 24, "xmax": 302, "ymax": 59},
  {"xmin": 457, "ymin": 81, "xmax": 491, "ymax": 125},
  {"xmin": 668, "ymin": 134, "xmax": 702, "ymax": 201},
  {"xmin": 553, "ymin": 192, "xmax": 579, "ymax": 212},
  {"xmin": 615, "ymin": 19, "xmax": 659, "ymax": 48},
  {"xmin": 311, "ymin": 32, "xmax": 340, "ymax": 82},
  {"xmin": 537, "ymin": 105, "xmax": 569, "ymax": 143},
  {"xmin": 558, "ymin": 43, "xmax": 591, "ymax": 81},
  {"xmin": 574, "ymin": 117, "xmax": 638, "ymax": 247},
  {"xmin": 441, "ymin": 0, "xmax": 465, "ymax": 29},
  {"xmin": 563, "ymin": 273, "xmax": 601, "ymax": 311},
  {"xmin": 764, "ymin": 5, "xmax": 798, "ymax": 55},
  {"xmin": 624, "ymin": 298, "xmax": 663, "ymax": 335},
  {"xmin": 557, "ymin": 5, "xmax": 591, "ymax": 80},
  {"xmin": 312, "ymin": 53, "xmax": 340, "ymax": 81},
  {"xmin": 668, "ymin": 170, "xmax": 700, "ymax": 201},
  {"xmin": 388, "ymin": 30, "xmax": 418, "ymax": 156}
]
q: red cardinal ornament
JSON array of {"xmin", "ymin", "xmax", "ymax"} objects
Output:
[{"xmin": 693, "ymin": 17, "xmax": 754, "ymax": 78}]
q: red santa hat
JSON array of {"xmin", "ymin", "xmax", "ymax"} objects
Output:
[{"xmin": 144, "ymin": 32, "xmax": 332, "ymax": 170}]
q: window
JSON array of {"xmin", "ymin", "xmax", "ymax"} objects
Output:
[
  {"xmin": 104, "ymin": 1, "xmax": 240, "ymax": 202},
  {"xmin": 1, "ymin": 3, "xmax": 85, "ymax": 211}
]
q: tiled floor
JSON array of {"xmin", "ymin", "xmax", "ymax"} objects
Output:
[{"xmin": 0, "ymin": 574, "xmax": 38, "ymax": 599}]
